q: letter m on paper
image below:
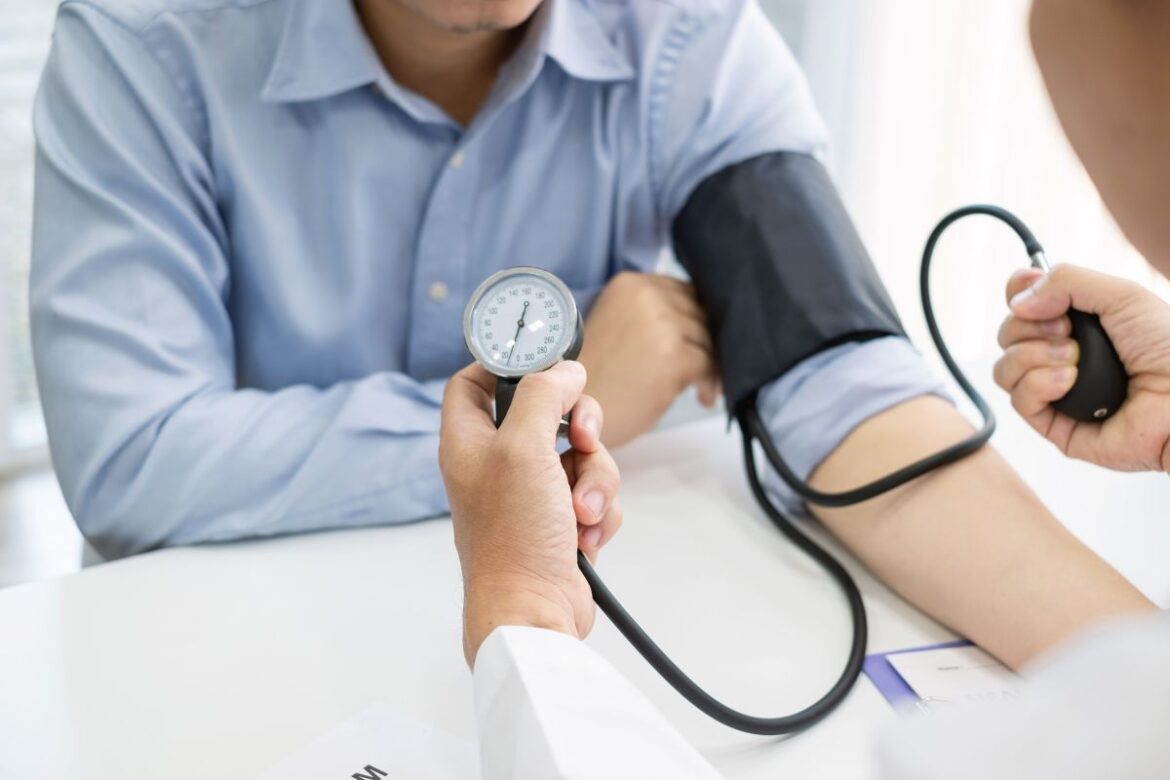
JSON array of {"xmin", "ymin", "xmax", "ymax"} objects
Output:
[{"xmin": 351, "ymin": 766, "xmax": 388, "ymax": 780}]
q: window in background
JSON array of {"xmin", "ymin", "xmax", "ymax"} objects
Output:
[{"xmin": 0, "ymin": 0, "xmax": 55, "ymax": 473}]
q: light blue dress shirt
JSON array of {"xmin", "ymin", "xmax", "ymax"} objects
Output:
[{"xmin": 31, "ymin": 0, "xmax": 944, "ymax": 558}]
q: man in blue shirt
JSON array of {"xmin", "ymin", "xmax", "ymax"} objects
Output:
[{"xmin": 31, "ymin": 0, "xmax": 1153, "ymax": 669}]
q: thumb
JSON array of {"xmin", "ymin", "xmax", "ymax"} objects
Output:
[
  {"xmin": 1010, "ymin": 263, "xmax": 1139, "ymax": 321},
  {"xmin": 440, "ymin": 363, "xmax": 502, "ymax": 442},
  {"xmin": 498, "ymin": 361, "xmax": 587, "ymax": 445}
]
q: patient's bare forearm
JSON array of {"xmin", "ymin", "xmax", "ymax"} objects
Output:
[
  {"xmin": 1030, "ymin": 0, "xmax": 1170, "ymax": 272},
  {"xmin": 809, "ymin": 396, "xmax": 1153, "ymax": 669}
]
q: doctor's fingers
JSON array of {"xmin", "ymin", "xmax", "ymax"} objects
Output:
[
  {"xmin": 1011, "ymin": 263, "xmax": 1148, "ymax": 321},
  {"xmin": 566, "ymin": 394, "xmax": 604, "ymax": 455},
  {"xmin": 498, "ymin": 361, "xmax": 587, "ymax": 446},
  {"xmin": 566, "ymin": 443, "xmax": 620, "ymax": 526},
  {"xmin": 441, "ymin": 363, "xmax": 495, "ymax": 420},
  {"xmin": 579, "ymin": 496, "xmax": 624, "ymax": 564},
  {"xmin": 993, "ymin": 339, "xmax": 1080, "ymax": 393},
  {"xmin": 439, "ymin": 364, "xmax": 499, "ymax": 467},
  {"xmin": 1009, "ymin": 363, "xmax": 1078, "ymax": 426},
  {"xmin": 1005, "ymin": 267, "xmax": 1045, "ymax": 306},
  {"xmin": 997, "ymin": 313, "xmax": 1072, "ymax": 348}
]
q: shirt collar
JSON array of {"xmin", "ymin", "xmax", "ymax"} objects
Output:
[
  {"xmin": 262, "ymin": 1, "xmax": 384, "ymax": 103},
  {"xmin": 262, "ymin": 0, "xmax": 633, "ymax": 104},
  {"xmin": 540, "ymin": 0, "xmax": 635, "ymax": 83}
]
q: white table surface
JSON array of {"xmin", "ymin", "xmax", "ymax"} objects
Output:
[{"xmin": 2, "ymin": 390, "xmax": 1168, "ymax": 779}]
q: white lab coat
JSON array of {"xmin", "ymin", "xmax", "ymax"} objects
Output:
[
  {"xmin": 473, "ymin": 626, "xmax": 721, "ymax": 778},
  {"xmin": 472, "ymin": 615, "xmax": 1170, "ymax": 779}
]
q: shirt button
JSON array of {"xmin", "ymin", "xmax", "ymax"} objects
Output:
[
  {"xmin": 449, "ymin": 150, "xmax": 466, "ymax": 169},
  {"xmin": 428, "ymin": 281, "xmax": 450, "ymax": 303}
]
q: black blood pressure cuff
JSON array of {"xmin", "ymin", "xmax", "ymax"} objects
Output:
[{"xmin": 672, "ymin": 152, "xmax": 906, "ymax": 416}]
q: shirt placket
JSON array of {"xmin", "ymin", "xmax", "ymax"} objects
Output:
[
  {"xmin": 402, "ymin": 44, "xmax": 548, "ymax": 380},
  {"xmin": 406, "ymin": 138, "xmax": 479, "ymax": 379}
]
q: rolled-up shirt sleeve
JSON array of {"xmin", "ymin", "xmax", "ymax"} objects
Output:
[
  {"xmin": 643, "ymin": 0, "xmax": 950, "ymax": 518},
  {"xmin": 756, "ymin": 337, "xmax": 951, "ymax": 517}
]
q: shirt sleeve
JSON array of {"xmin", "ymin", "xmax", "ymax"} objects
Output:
[
  {"xmin": 30, "ymin": 5, "xmax": 449, "ymax": 559},
  {"xmin": 756, "ymin": 338, "xmax": 951, "ymax": 518},
  {"xmin": 473, "ymin": 626, "xmax": 722, "ymax": 779},
  {"xmin": 648, "ymin": 0, "xmax": 829, "ymax": 223}
]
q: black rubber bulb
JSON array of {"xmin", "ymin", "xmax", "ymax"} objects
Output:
[
  {"xmin": 1051, "ymin": 309, "xmax": 1129, "ymax": 422},
  {"xmin": 1019, "ymin": 245, "xmax": 1130, "ymax": 423}
]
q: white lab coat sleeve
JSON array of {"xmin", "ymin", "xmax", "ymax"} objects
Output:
[
  {"xmin": 877, "ymin": 612, "xmax": 1170, "ymax": 780},
  {"xmin": 472, "ymin": 626, "xmax": 722, "ymax": 779}
]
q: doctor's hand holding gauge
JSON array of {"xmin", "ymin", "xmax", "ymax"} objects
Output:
[
  {"xmin": 439, "ymin": 357, "xmax": 621, "ymax": 663},
  {"xmin": 444, "ymin": 268, "xmax": 622, "ymax": 660},
  {"xmin": 442, "ymin": 270, "xmax": 719, "ymax": 778},
  {"xmin": 439, "ymin": 355, "xmax": 719, "ymax": 778},
  {"xmin": 462, "ymin": 268, "xmax": 585, "ymax": 432}
]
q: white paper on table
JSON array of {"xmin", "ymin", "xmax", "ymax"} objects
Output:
[
  {"xmin": 888, "ymin": 645, "xmax": 1019, "ymax": 708},
  {"xmin": 252, "ymin": 702, "xmax": 480, "ymax": 780}
]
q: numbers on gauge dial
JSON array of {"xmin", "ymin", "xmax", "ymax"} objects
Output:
[{"xmin": 474, "ymin": 276, "xmax": 569, "ymax": 372}]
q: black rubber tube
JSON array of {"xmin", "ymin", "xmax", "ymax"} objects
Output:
[
  {"xmin": 578, "ymin": 424, "xmax": 867, "ymax": 734},
  {"xmin": 575, "ymin": 205, "xmax": 1043, "ymax": 735}
]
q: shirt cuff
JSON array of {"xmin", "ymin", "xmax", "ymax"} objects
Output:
[{"xmin": 755, "ymin": 336, "xmax": 951, "ymax": 518}]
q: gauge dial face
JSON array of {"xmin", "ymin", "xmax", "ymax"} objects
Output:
[{"xmin": 464, "ymin": 268, "xmax": 577, "ymax": 377}]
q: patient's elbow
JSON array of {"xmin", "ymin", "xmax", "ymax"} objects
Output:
[
  {"xmin": 52, "ymin": 436, "xmax": 175, "ymax": 561},
  {"xmin": 60, "ymin": 482, "xmax": 157, "ymax": 562}
]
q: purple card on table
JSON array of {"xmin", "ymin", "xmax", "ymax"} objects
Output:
[{"xmin": 862, "ymin": 639, "xmax": 972, "ymax": 710}]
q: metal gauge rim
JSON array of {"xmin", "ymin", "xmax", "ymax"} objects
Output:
[{"xmin": 463, "ymin": 266, "xmax": 581, "ymax": 379}]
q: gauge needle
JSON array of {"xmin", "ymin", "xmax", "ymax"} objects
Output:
[{"xmin": 507, "ymin": 301, "xmax": 529, "ymax": 365}]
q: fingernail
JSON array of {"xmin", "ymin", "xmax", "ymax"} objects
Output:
[
  {"xmin": 582, "ymin": 526, "xmax": 602, "ymax": 549},
  {"xmin": 1049, "ymin": 343, "xmax": 1076, "ymax": 362},
  {"xmin": 580, "ymin": 413, "xmax": 600, "ymax": 439},
  {"xmin": 583, "ymin": 490, "xmax": 606, "ymax": 518},
  {"xmin": 1040, "ymin": 319, "xmax": 1065, "ymax": 336},
  {"xmin": 1053, "ymin": 366, "xmax": 1076, "ymax": 387},
  {"xmin": 1009, "ymin": 287, "xmax": 1036, "ymax": 308}
]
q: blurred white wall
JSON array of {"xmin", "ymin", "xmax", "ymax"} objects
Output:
[
  {"xmin": 790, "ymin": 1, "xmax": 1164, "ymax": 370},
  {"xmin": 0, "ymin": 0, "xmax": 55, "ymax": 473},
  {"xmin": 761, "ymin": 0, "xmax": 862, "ymax": 190}
]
